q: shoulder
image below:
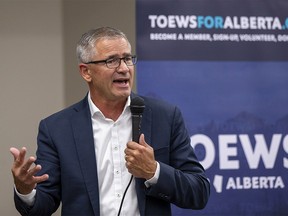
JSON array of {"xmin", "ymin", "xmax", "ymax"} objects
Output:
[
  {"xmin": 139, "ymin": 94, "xmax": 178, "ymax": 113},
  {"xmin": 41, "ymin": 96, "xmax": 88, "ymax": 123},
  {"xmin": 135, "ymin": 94, "xmax": 184, "ymax": 123}
]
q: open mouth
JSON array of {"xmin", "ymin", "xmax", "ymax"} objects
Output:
[{"xmin": 113, "ymin": 79, "xmax": 129, "ymax": 85}]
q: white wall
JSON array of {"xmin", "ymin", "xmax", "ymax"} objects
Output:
[{"xmin": 0, "ymin": 0, "xmax": 135, "ymax": 215}]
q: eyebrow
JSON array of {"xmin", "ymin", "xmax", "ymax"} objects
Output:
[{"xmin": 105, "ymin": 53, "xmax": 132, "ymax": 59}]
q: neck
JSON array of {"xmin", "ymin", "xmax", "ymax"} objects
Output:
[{"xmin": 91, "ymin": 96, "xmax": 127, "ymax": 121}]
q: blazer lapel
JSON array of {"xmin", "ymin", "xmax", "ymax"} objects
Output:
[{"xmin": 71, "ymin": 97, "xmax": 100, "ymax": 216}]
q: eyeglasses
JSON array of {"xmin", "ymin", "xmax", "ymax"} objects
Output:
[{"xmin": 84, "ymin": 55, "xmax": 137, "ymax": 69}]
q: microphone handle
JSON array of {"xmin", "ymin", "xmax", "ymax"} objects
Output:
[{"xmin": 132, "ymin": 114, "xmax": 142, "ymax": 142}]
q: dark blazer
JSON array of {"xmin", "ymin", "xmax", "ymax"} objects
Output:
[{"xmin": 14, "ymin": 93, "xmax": 210, "ymax": 216}]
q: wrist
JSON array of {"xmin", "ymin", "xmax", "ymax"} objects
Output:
[
  {"xmin": 15, "ymin": 183, "xmax": 33, "ymax": 195},
  {"xmin": 145, "ymin": 161, "xmax": 157, "ymax": 180},
  {"xmin": 144, "ymin": 162, "xmax": 160, "ymax": 187},
  {"xmin": 14, "ymin": 185, "xmax": 36, "ymax": 206}
]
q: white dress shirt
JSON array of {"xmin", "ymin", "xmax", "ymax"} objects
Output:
[{"xmin": 88, "ymin": 94, "xmax": 140, "ymax": 216}]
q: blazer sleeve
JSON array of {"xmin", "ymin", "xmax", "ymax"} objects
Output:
[{"xmin": 145, "ymin": 105, "xmax": 210, "ymax": 209}]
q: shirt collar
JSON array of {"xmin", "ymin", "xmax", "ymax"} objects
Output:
[{"xmin": 87, "ymin": 91, "xmax": 131, "ymax": 119}]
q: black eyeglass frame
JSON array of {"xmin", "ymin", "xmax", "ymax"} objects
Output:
[{"xmin": 84, "ymin": 55, "xmax": 137, "ymax": 69}]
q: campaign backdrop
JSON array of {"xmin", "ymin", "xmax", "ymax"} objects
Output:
[{"xmin": 136, "ymin": 0, "xmax": 288, "ymax": 215}]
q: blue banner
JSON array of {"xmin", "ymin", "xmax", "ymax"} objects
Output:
[{"xmin": 136, "ymin": 0, "xmax": 288, "ymax": 215}]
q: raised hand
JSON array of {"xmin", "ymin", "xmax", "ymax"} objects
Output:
[{"xmin": 10, "ymin": 147, "xmax": 49, "ymax": 195}]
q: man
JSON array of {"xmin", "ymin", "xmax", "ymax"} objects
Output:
[{"xmin": 10, "ymin": 27, "xmax": 210, "ymax": 216}]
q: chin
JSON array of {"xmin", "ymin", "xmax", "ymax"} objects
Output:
[{"xmin": 115, "ymin": 91, "xmax": 131, "ymax": 99}]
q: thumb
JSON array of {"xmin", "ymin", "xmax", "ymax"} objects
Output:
[{"xmin": 139, "ymin": 134, "xmax": 148, "ymax": 147}]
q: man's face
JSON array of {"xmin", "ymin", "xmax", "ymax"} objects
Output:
[{"xmin": 82, "ymin": 37, "xmax": 134, "ymax": 102}]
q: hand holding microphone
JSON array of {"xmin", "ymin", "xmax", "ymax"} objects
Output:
[
  {"xmin": 125, "ymin": 134, "xmax": 157, "ymax": 180},
  {"xmin": 119, "ymin": 97, "xmax": 157, "ymax": 216},
  {"xmin": 125, "ymin": 96, "xmax": 157, "ymax": 180}
]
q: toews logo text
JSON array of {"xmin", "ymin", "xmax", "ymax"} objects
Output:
[
  {"xmin": 148, "ymin": 15, "xmax": 288, "ymax": 30},
  {"xmin": 190, "ymin": 134, "xmax": 287, "ymax": 193}
]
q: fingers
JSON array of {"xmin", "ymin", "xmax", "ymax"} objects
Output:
[
  {"xmin": 126, "ymin": 134, "xmax": 147, "ymax": 150},
  {"xmin": 33, "ymin": 173, "xmax": 49, "ymax": 184},
  {"xmin": 10, "ymin": 147, "xmax": 49, "ymax": 194},
  {"xmin": 11, "ymin": 147, "xmax": 27, "ymax": 167},
  {"xmin": 18, "ymin": 147, "xmax": 28, "ymax": 165},
  {"xmin": 11, "ymin": 147, "xmax": 37, "ymax": 175},
  {"xmin": 22, "ymin": 164, "xmax": 49, "ymax": 183},
  {"xmin": 125, "ymin": 134, "xmax": 149, "ymax": 156},
  {"xmin": 21, "ymin": 156, "xmax": 36, "ymax": 172},
  {"xmin": 125, "ymin": 134, "xmax": 156, "ymax": 179},
  {"xmin": 124, "ymin": 154, "xmax": 134, "ymax": 175},
  {"xmin": 23, "ymin": 164, "xmax": 49, "ymax": 185},
  {"xmin": 25, "ymin": 162, "xmax": 40, "ymax": 177},
  {"xmin": 10, "ymin": 147, "xmax": 22, "ymax": 161}
]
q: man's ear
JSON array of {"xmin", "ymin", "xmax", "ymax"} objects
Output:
[{"xmin": 79, "ymin": 64, "xmax": 92, "ymax": 82}]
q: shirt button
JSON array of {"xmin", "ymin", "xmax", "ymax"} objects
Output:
[
  {"xmin": 116, "ymin": 193, "xmax": 121, "ymax": 198},
  {"xmin": 115, "ymin": 170, "xmax": 120, "ymax": 175},
  {"xmin": 114, "ymin": 146, "xmax": 118, "ymax": 151}
]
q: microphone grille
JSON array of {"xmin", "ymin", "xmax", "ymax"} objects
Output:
[{"xmin": 130, "ymin": 96, "xmax": 145, "ymax": 115}]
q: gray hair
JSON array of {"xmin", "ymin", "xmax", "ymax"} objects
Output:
[{"xmin": 76, "ymin": 27, "xmax": 130, "ymax": 63}]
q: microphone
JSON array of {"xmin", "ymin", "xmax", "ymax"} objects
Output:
[
  {"xmin": 130, "ymin": 96, "xmax": 145, "ymax": 142},
  {"xmin": 117, "ymin": 96, "xmax": 145, "ymax": 216}
]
